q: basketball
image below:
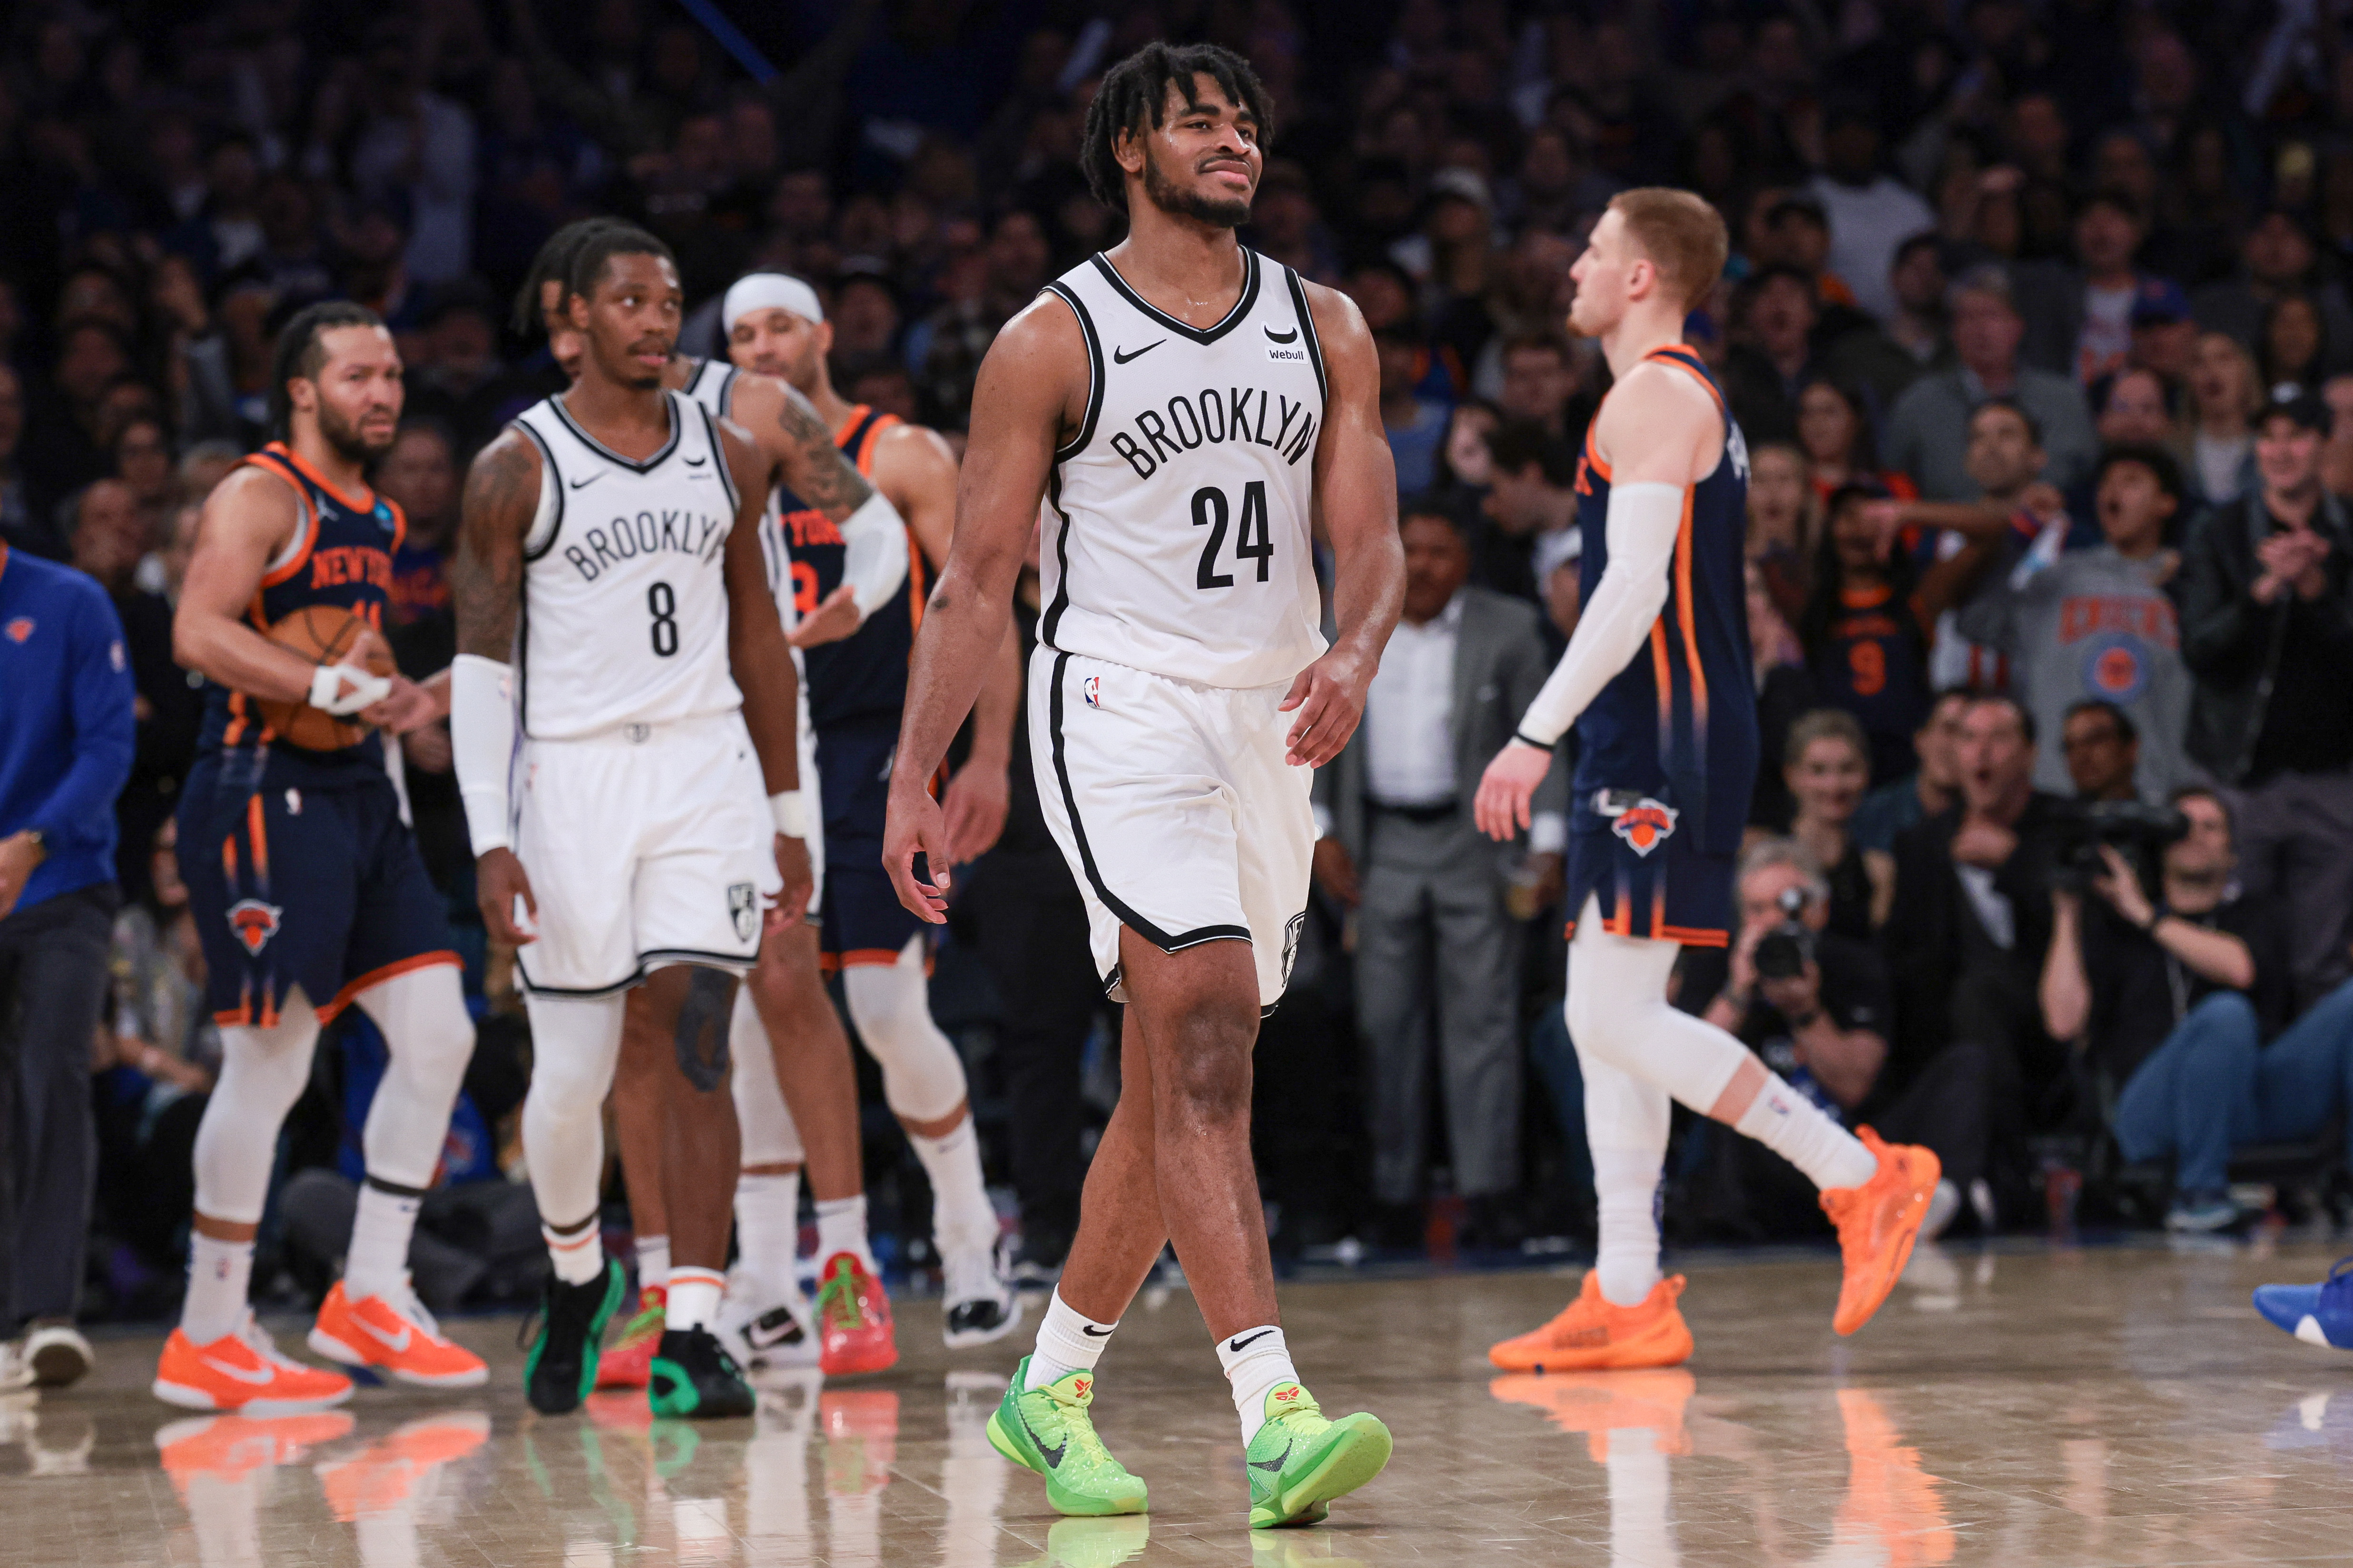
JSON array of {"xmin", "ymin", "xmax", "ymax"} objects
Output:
[{"xmin": 253, "ymin": 603, "xmax": 396, "ymax": 751}]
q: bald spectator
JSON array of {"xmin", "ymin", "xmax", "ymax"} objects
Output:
[{"xmin": 1885, "ymin": 267, "xmax": 2098, "ymax": 501}]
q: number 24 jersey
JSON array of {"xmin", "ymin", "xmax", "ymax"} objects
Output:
[{"xmin": 509, "ymin": 390, "xmax": 746, "ymax": 739}]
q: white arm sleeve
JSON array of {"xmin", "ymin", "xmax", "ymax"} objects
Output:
[
  {"xmin": 450, "ymin": 653, "xmax": 518, "ymax": 855},
  {"xmin": 837, "ymin": 490, "xmax": 912, "ymax": 617},
  {"xmin": 1513, "ymin": 481, "xmax": 1684, "ymax": 748}
]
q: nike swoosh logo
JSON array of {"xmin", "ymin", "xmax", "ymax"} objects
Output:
[
  {"xmin": 200, "ymin": 1355, "xmax": 277, "ymax": 1385},
  {"xmin": 568, "ymin": 475, "xmax": 601, "ymax": 490},
  {"xmin": 1020, "ymin": 1406, "xmax": 1067, "ymax": 1468},
  {"xmin": 1249, "ymin": 1441, "xmax": 1292, "ymax": 1473},
  {"xmin": 684, "ymin": 455, "xmax": 708, "ymax": 466},
  {"xmin": 1264, "ymin": 326, "xmax": 1298, "ymax": 343},
  {"xmin": 747, "ymin": 1307, "xmax": 805, "ymax": 1350},
  {"xmin": 1113, "ymin": 342, "xmax": 1163, "ymax": 364},
  {"xmin": 356, "ymin": 1316, "xmax": 413, "ymax": 1352},
  {"xmin": 1228, "ymin": 1329, "xmax": 1275, "ymax": 1352},
  {"xmin": 1081, "ymin": 1324, "xmax": 1113, "ymax": 1337}
]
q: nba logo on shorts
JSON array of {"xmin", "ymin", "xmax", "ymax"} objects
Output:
[
  {"xmin": 729, "ymin": 883, "xmax": 758, "ymax": 942},
  {"xmin": 226, "ymin": 898, "xmax": 282, "ymax": 955},
  {"xmin": 1083, "ymin": 675, "xmax": 1102, "ymax": 709},
  {"xmin": 1612, "ymin": 799, "xmax": 1679, "ymax": 857}
]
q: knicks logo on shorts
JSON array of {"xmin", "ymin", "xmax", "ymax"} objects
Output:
[
  {"xmin": 1611, "ymin": 799, "xmax": 1679, "ymax": 857},
  {"xmin": 226, "ymin": 898, "xmax": 283, "ymax": 954}
]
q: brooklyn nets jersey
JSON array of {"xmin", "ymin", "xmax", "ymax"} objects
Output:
[
  {"xmin": 510, "ymin": 389, "xmax": 744, "ymax": 739},
  {"xmin": 1039, "ymin": 248, "xmax": 1327, "ymax": 689}
]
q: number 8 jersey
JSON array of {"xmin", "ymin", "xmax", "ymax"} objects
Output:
[
  {"xmin": 1038, "ymin": 248, "xmax": 1328, "ymax": 689},
  {"xmin": 509, "ymin": 390, "xmax": 746, "ymax": 738}
]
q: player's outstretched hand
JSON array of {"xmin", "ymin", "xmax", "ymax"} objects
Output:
[
  {"xmin": 476, "ymin": 846, "xmax": 539, "ymax": 945},
  {"xmin": 769, "ymin": 833, "xmax": 813, "ymax": 931},
  {"xmin": 1278, "ymin": 647, "xmax": 1374, "ymax": 768},
  {"xmin": 361, "ymin": 674, "xmax": 438, "ymax": 734},
  {"xmin": 786, "ymin": 584, "xmax": 863, "ymax": 649},
  {"xmin": 884, "ymin": 783, "xmax": 952, "ymax": 924},
  {"xmin": 1474, "ymin": 740, "xmax": 1551, "ymax": 842},
  {"xmin": 941, "ymin": 755, "xmax": 1010, "ymax": 865}
]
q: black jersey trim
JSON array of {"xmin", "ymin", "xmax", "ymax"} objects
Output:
[
  {"xmin": 517, "ymin": 946, "xmax": 757, "ymax": 1000},
  {"xmin": 1042, "ymin": 282, "xmax": 1104, "ymax": 461},
  {"xmin": 1046, "ymin": 651, "xmax": 1254, "ymax": 955},
  {"xmin": 715, "ymin": 363, "xmax": 740, "ymax": 420},
  {"xmin": 1282, "ymin": 265, "xmax": 1328, "ymax": 409},
  {"xmin": 1088, "ymin": 248, "xmax": 1260, "ymax": 346},
  {"xmin": 549, "ymin": 388, "xmax": 684, "ymax": 473},
  {"xmin": 1041, "ymin": 467, "xmax": 1073, "ymax": 649},
  {"xmin": 695, "ymin": 401, "xmax": 742, "ymax": 517},
  {"xmin": 515, "ymin": 420, "xmax": 566, "ymax": 564}
]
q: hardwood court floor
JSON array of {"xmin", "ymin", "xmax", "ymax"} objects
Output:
[{"xmin": 7, "ymin": 1238, "xmax": 2353, "ymax": 1566}]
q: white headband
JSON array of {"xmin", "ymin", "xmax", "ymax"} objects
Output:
[{"xmin": 722, "ymin": 273, "xmax": 824, "ymax": 333}]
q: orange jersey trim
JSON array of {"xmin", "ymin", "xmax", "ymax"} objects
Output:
[
  {"xmin": 245, "ymin": 794, "xmax": 270, "ymax": 885},
  {"xmin": 315, "ymin": 951, "xmax": 464, "ymax": 1024},
  {"xmin": 244, "ymin": 452, "xmax": 321, "ymax": 590},
  {"xmin": 1655, "ymin": 924, "xmax": 1730, "ymax": 947},
  {"xmin": 1672, "ymin": 486, "xmax": 1707, "ymax": 728},
  {"xmin": 819, "ymin": 947, "xmax": 933, "ymax": 976},
  {"xmin": 271, "ymin": 441, "xmax": 379, "ymax": 516}
]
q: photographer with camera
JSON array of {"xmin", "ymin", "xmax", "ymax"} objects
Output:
[
  {"xmin": 2039, "ymin": 788, "xmax": 2320, "ymax": 1231},
  {"xmin": 1694, "ymin": 840, "xmax": 1992, "ymax": 1239}
]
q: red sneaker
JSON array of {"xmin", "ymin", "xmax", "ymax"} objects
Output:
[
  {"xmin": 813, "ymin": 1254, "xmax": 897, "ymax": 1376},
  {"xmin": 308, "ymin": 1283, "xmax": 488, "ymax": 1388},
  {"xmin": 594, "ymin": 1286, "xmax": 666, "ymax": 1389},
  {"xmin": 153, "ymin": 1316, "xmax": 354, "ymax": 1413}
]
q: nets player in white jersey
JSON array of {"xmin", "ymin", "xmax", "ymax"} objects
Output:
[
  {"xmin": 448, "ymin": 223, "xmax": 812, "ymax": 1419},
  {"xmin": 715, "ymin": 272, "xmax": 1026, "ymax": 1360},
  {"xmin": 886, "ymin": 43, "xmax": 1404, "ymax": 1529}
]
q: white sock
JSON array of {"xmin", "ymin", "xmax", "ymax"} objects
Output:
[
  {"xmin": 735, "ymin": 1171, "xmax": 802, "ymax": 1294},
  {"xmin": 815, "ymin": 1195, "xmax": 877, "ymax": 1275},
  {"xmin": 908, "ymin": 1117, "xmax": 998, "ymax": 1258},
  {"xmin": 1732, "ymin": 1080, "xmax": 1878, "ymax": 1191},
  {"xmin": 1216, "ymin": 1325, "xmax": 1300, "ymax": 1444},
  {"xmin": 343, "ymin": 1180, "xmax": 422, "ymax": 1303},
  {"xmin": 667, "ymin": 1265, "xmax": 725, "ymax": 1333},
  {"xmin": 1025, "ymin": 1290, "xmax": 1115, "ymax": 1390},
  {"xmin": 1591, "ymin": 1147, "xmax": 1664, "ymax": 1308},
  {"xmin": 182, "ymin": 1234, "xmax": 256, "ymax": 1345},
  {"xmin": 545, "ymin": 1217, "xmax": 606, "ymax": 1285},
  {"xmin": 636, "ymin": 1234, "xmax": 671, "ymax": 1297}
]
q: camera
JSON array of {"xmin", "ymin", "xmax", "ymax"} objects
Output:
[
  {"xmin": 1753, "ymin": 884, "xmax": 1816, "ymax": 981},
  {"xmin": 2049, "ymin": 799, "xmax": 2189, "ymax": 895}
]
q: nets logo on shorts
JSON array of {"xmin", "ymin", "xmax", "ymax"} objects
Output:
[
  {"xmin": 1281, "ymin": 911, "xmax": 1307, "ymax": 985},
  {"xmin": 1611, "ymin": 799, "xmax": 1679, "ymax": 857},
  {"xmin": 227, "ymin": 898, "xmax": 283, "ymax": 955},
  {"xmin": 729, "ymin": 882, "xmax": 758, "ymax": 942}
]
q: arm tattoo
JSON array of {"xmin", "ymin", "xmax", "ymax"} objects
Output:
[
  {"xmin": 454, "ymin": 433, "xmax": 537, "ymax": 660},
  {"xmin": 776, "ymin": 383, "xmax": 875, "ymax": 522}
]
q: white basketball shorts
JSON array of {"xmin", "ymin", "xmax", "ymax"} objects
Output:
[
  {"xmin": 1030, "ymin": 648, "xmax": 1314, "ymax": 1011},
  {"xmin": 795, "ymin": 653, "xmax": 825, "ymax": 911},
  {"xmin": 512, "ymin": 709, "xmax": 781, "ymax": 998}
]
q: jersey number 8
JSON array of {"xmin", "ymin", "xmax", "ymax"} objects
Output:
[
  {"xmin": 648, "ymin": 581, "xmax": 679, "ymax": 657},
  {"xmin": 1192, "ymin": 482, "xmax": 1272, "ymax": 589}
]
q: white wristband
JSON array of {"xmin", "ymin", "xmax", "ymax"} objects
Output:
[
  {"xmin": 770, "ymin": 789, "xmax": 809, "ymax": 838},
  {"xmin": 309, "ymin": 660, "xmax": 392, "ymax": 715}
]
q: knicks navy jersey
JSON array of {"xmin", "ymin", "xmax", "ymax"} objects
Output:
[
  {"xmin": 777, "ymin": 406, "xmax": 922, "ymax": 730},
  {"xmin": 1811, "ymin": 581, "xmax": 1932, "ymax": 786},
  {"xmin": 1565, "ymin": 344, "xmax": 1757, "ymax": 946},
  {"xmin": 196, "ymin": 443, "xmax": 406, "ymax": 787}
]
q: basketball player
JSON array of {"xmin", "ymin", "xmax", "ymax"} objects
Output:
[
  {"xmin": 448, "ymin": 223, "xmax": 811, "ymax": 1419},
  {"xmin": 716, "ymin": 271, "xmax": 1025, "ymax": 1354},
  {"xmin": 885, "ymin": 43, "xmax": 1402, "ymax": 1528},
  {"xmin": 159, "ymin": 303, "xmax": 484, "ymax": 1410},
  {"xmin": 473, "ymin": 223, "xmax": 908, "ymax": 1389},
  {"xmin": 1472, "ymin": 190, "xmax": 1940, "ymax": 1373}
]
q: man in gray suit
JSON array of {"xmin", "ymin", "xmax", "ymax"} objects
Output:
[{"xmin": 1312, "ymin": 506, "xmax": 1565, "ymax": 1243}]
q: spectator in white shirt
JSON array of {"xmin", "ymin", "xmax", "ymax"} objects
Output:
[{"xmin": 1807, "ymin": 102, "xmax": 1935, "ymax": 325}]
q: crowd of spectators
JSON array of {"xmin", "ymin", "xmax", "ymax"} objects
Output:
[{"xmin": 18, "ymin": 0, "xmax": 2353, "ymax": 1336}]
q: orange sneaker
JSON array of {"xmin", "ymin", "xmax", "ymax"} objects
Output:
[
  {"xmin": 1822, "ymin": 1128, "xmax": 1941, "ymax": 1336},
  {"xmin": 1489, "ymin": 1366, "xmax": 1697, "ymax": 1461},
  {"xmin": 1487, "ymin": 1273, "xmax": 1693, "ymax": 1373},
  {"xmin": 594, "ymin": 1286, "xmax": 666, "ymax": 1389},
  {"xmin": 153, "ymin": 1314, "xmax": 354, "ymax": 1413},
  {"xmin": 814, "ymin": 1253, "xmax": 897, "ymax": 1376},
  {"xmin": 1833, "ymin": 1389, "xmax": 1956, "ymax": 1568},
  {"xmin": 317, "ymin": 1412, "xmax": 492, "ymax": 1521},
  {"xmin": 156, "ymin": 1411, "xmax": 355, "ymax": 1490},
  {"xmin": 307, "ymin": 1282, "xmax": 489, "ymax": 1388}
]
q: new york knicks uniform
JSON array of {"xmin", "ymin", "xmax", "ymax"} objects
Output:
[
  {"xmin": 504, "ymin": 389, "xmax": 778, "ymax": 996},
  {"xmin": 179, "ymin": 443, "xmax": 456, "ymax": 1027},
  {"xmin": 1031, "ymin": 248, "xmax": 1328, "ymax": 1007},
  {"xmin": 774, "ymin": 402, "xmax": 929, "ymax": 970},
  {"xmin": 1565, "ymin": 344, "xmax": 1758, "ymax": 947}
]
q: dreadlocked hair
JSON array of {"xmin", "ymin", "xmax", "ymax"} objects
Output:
[
  {"xmin": 268, "ymin": 300, "xmax": 384, "ymax": 439},
  {"xmin": 1079, "ymin": 40, "xmax": 1273, "ymax": 212},
  {"xmin": 512, "ymin": 217, "xmax": 627, "ymax": 337}
]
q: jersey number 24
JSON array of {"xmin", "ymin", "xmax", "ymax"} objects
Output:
[{"xmin": 1193, "ymin": 481, "xmax": 1272, "ymax": 589}]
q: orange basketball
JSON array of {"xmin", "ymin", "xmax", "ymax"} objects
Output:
[{"xmin": 253, "ymin": 604, "xmax": 397, "ymax": 752}]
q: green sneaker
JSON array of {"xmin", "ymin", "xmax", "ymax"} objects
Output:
[
  {"xmin": 985, "ymin": 1356, "xmax": 1148, "ymax": 1516},
  {"xmin": 1244, "ymin": 1382, "xmax": 1392, "ymax": 1529}
]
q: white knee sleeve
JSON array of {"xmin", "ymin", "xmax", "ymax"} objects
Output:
[
  {"xmin": 352, "ymin": 963, "xmax": 477, "ymax": 1191},
  {"xmin": 1566, "ymin": 899, "xmax": 1749, "ymax": 1115},
  {"xmin": 195, "ymin": 991, "xmax": 323, "ymax": 1224},
  {"xmin": 731, "ymin": 984, "xmax": 805, "ymax": 1167},
  {"xmin": 522, "ymin": 993, "xmax": 627, "ymax": 1227},
  {"xmin": 842, "ymin": 938, "xmax": 966, "ymax": 1125}
]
